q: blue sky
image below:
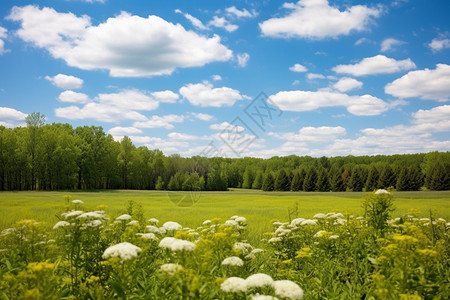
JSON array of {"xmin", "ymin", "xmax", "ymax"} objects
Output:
[{"xmin": 0, "ymin": 0, "xmax": 449, "ymax": 158}]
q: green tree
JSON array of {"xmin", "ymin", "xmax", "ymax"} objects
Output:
[
  {"xmin": 290, "ymin": 169, "xmax": 305, "ymax": 191},
  {"xmin": 242, "ymin": 167, "xmax": 254, "ymax": 189},
  {"xmin": 378, "ymin": 165, "xmax": 396, "ymax": 189},
  {"xmin": 365, "ymin": 165, "xmax": 379, "ymax": 191},
  {"xmin": 316, "ymin": 168, "xmax": 330, "ymax": 192},
  {"xmin": 261, "ymin": 171, "xmax": 275, "ymax": 191},
  {"xmin": 303, "ymin": 167, "xmax": 317, "ymax": 192},
  {"xmin": 349, "ymin": 167, "xmax": 364, "ymax": 191},
  {"xmin": 252, "ymin": 170, "xmax": 263, "ymax": 190},
  {"xmin": 275, "ymin": 169, "xmax": 290, "ymax": 191},
  {"xmin": 329, "ymin": 167, "xmax": 344, "ymax": 192},
  {"xmin": 25, "ymin": 112, "xmax": 46, "ymax": 190},
  {"xmin": 155, "ymin": 176, "xmax": 165, "ymax": 190}
]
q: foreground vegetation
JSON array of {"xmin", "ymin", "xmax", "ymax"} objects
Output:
[
  {"xmin": 1, "ymin": 113, "xmax": 450, "ymax": 192},
  {"xmin": 0, "ymin": 190, "xmax": 449, "ymax": 299}
]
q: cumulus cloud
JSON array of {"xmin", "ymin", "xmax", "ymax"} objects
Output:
[
  {"xmin": 385, "ymin": 64, "xmax": 450, "ymax": 102},
  {"xmin": 133, "ymin": 114, "xmax": 185, "ymax": 129},
  {"xmin": 289, "ymin": 63, "xmax": 307, "ymax": 72},
  {"xmin": 189, "ymin": 112, "xmax": 214, "ymax": 121},
  {"xmin": 0, "ymin": 26, "xmax": 7, "ymax": 55},
  {"xmin": 97, "ymin": 89, "xmax": 159, "ymax": 111},
  {"xmin": 209, "ymin": 16, "xmax": 238, "ymax": 32},
  {"xmin": 237, "ymin": 53, "xmax": 250, "ymax": 67},
  {"xmin": 9, "ymin": 5, "xmax": 233, "ymax": 77},
  {"xmin": 45, "ymin": 74, "xmax": 83, "ymax": 89},
  {"xmin": 210, "ymin": 121, "xmax": 244, "ymax": 131},
  {"xmin": 174, "ymin": 9, "xmax": 207, "ymax": 30},
  {"xmin": 168, "ymin": 132, "xmax": 210, "ymax": 141},
  {"xmin": 411, "ymin": 105, "xmax": 450, "ymax": 132},
  {"xmin": 180, "ymin": 81, "xmax": 244, "ymax": 107},
  {"xmin": 380, "ymin": 38, "xmax": 404, "ymax": 52},
  {"xmin": 332, "ymin": 55, "xmax": 416, "ymax": 76},
  {"xmin": 270, "ymin": 126, "xmax": 346, "ymax": 143},
  {"xmin": 333, "ymin": 77, "xmax": 363, "ymax": 92},
  {"xmin": 151, "ymin": 90, "xmax": 179, "ymax": 103},
  {"xmin": 58, "ymin": 90, "xmax": 90, "ymax": 103},
  {"xmin": 55, "ymin": 103, "xmax": 147, "ymax": 122},
  {"xmin": 259, "ymin": 0, "xmax": 381, "ymax": 39},
  {"xmin": 428, "ymin": 38, "xmax": 450, "ymax": 52},
  {"xmin": 0, "ymin": 107, "xmax": 27, "ymax": 127},
  {"xmin": 212, "ymin": 74, "xmax": 222, "ymax": 81},
  {"xmin": 307, "ymin": 73, "xmax": 325, "ymax": 80},
  {"xmin": 270, "ymin": 90, "xmax": 388, "ymax": 116},
  {"xmin": 226, "ymin": 6, "xmax": 257, "ymax": 18},
  {"xmin": 108, "ymin": 126, "xmax": 143, "ymax": 136}
]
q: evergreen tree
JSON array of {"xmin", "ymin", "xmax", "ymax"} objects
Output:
[
  {"xmin": 428, "ymin": 163, "xmax": 450, "ymax": 190},
  {"xmin": 275, "ymin": 169, "xmax": 290, "ymax": 191},
  {"xmin": 242, "ymin": 167, "xmax": 254, "ymax": 189},
  {"xmin": 262, "ymin": 171, "xmax": 275, "ymax": 191},
  {"xmin": 303, "ymin": 168, "xmax": 318, "ymax": 192},
  {"xmin": 349, "ymin": 167, "xmax": 364, "ymax": 191},
  {"xmin": 365, "ymin": 166, "xmax": 379, "ymax": 191},
  {"xmin": 329, "ymin": 167, "xmax": 344, "ymax": 192},
  {"xmin": 378, "ymin": 165, "xmax": 396, "ymax": 189},
  {"xmin": 290, "ymin": 169, "xmax": 305, "ymax": 191},
  {"xmin": 167, "ymin": 175, "xmax": 179, "ymax": 191},
  {"xmin": 316, "ymin": 168, "xmax": 330, "ymax": 192},
  {"xmin": 252, "ymin": 170, "xmax": 263, "ymax": 190},
  {"xmin": 207, "ymin": 168, "xmax": 227, "ymax": 191},
  {"xmin": 408, "ymin": 166, "xmax": 424, "ymax": 191}
]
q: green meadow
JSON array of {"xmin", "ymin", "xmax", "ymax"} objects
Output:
[{"xmin": 1, "ymin": 189, "xmax": 449, "ymax": 243}]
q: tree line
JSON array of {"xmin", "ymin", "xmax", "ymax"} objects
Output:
[{"xmin": 0, "ymin": 113, "xmax": 449, "ymax": 192}]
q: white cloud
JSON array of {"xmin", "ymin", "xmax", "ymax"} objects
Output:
[
  {"xmin": 270, "ymin": 90, "xmax": 388, "ymax": 116},
  {"xmin": 259, "ymin": 0, "xmax": 381, "ymax": 39},
  {"xmin": 237, "ymin": 53, "xmax": 250, "ymax": 67},
  {"xmin": 55, "ymin": 103, "xmax": 147, "ymax": 122},
  {"xmin": 412, "ymin": 105, "xmax": 450, "ymax": 132},
  {"xmin": 212, "ymin": 74, "xmax": 222, "ymax": 81},
  {"xmin": 292, "ymin": 80, "xmax": 300, "ymax": 85},
  {"xmin": 9, "ymin": 6, "xmax": 233, "ymax": 77},
  {"xmin": 354, "ymin": 37, "xmax": 372, "ymax": 46},
  {"xmin": 380, "ymin": 38, "xmax": 404, "ymax": 52},
  {"xmin": 151, "ymin": 90, "xmax": 179, "ymax": 103},
  {"xmin": 0, "ymin": 107, "xmax": 28, "ymax": 127},
  {"xmin": 174, "ymin": 9, "xmax": 207, "ymax": 30},
  {"xmin": 180, "ymin": 81, "xmax": 244, "ymax": 107},
  {"xmin": 58, "ymin": 90, "xmax": 90, "ymax": 103},
  {"xmin": 133, "ymin": 114, "xmax": 185, "ymax": 129},
  {"xmin": 209, "ymin": 16, "xmax": 238, "ymax": 32},
  {"xmin": 97, "ymin": 89, "xmax": 159, "ymax": 110},
  {"xmin": 108, "ymin": 126, "xmax": 143, "ymax": 136},
  {"xmin": 270, "ymin": 126, "xmax": 346, "ymax": 143},
  {"xmin": 333, "ymin": 77, "xmax": 363, "ymax": 92},
  {"xmin": 289, "ymin": 63, "xmax": 307, "ymax": 72},
  {"xmin": 307, "ymin": 73, "xmax": 325, "ymax": 80},
  {"xmin": 332, "ymin": 55, "xmax": 416, "ymax": 76},
  {"xmin": 0, "ymin": 26, "xmax": 7, "ymax": 55},
  {"xmin": 189, "ymin": 112, "xmax": 214, "ymax": 121},
  {"xmin": 45, "ymin": 74, "xmax": 83, "ymax": 89},
  {"xmin": 210, "ymin": 121, "xmax": 244, "ymax": 131},
  {"xmin": 385, "ymin": 64, "xmax": 450, "ymax": 102},
  {"xmin": 168, "ymin": 132, "xmax": 210, "ymax": 141},
  {"xmin": 428, "ymin": 38, "xmax": 450, "ymax": 52},
  {"xmin": 226, "ymin": 6, "xmax": 257, "ymax": 18},
  {"xmin": 144, "ymin": 138, "xmax": 190, "ymax": 153}
]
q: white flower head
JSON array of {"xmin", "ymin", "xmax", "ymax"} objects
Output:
[
  {"xmin": 251, "ymin": 295, "xmax": 279, "ymax": 300},
  {"xmin": 159, "ymin": 237, "xmax": 177, "ymax": 249},
  {"xmin": 300, "ymin": 219, "xmax": 317, "ymax": 226},
  {"xmin": 127, "ymin": 220, "xmax": 139, "ymax": 226},
  {"xmin": 136, "ymin": 233, "xmax": 157, "ymax": 240},
  {"xmin": 225, "ymin": 219, "xmax": 239, "ymax": 226},
  {"xmin": 160, "ymin": 263, "xmax": 183, "ymax": 276},
  {"xmin": 102, "ymin": 242, "xmax": 141, "ymax": 262},
  {"xmin": 62, "ymin": 210, "xmax": 83, "ymax": 219},
  {"xmin": 116, "ymin": 214, "xmax": 132, "ymax": 221},
  {"xmin": 146, "ymin": 225, "xmax": 160, "ymax": 234},
  {"xmin": 170, "ymin": 239, "xmax": 196, "ymax": 252},
  {"xmin": 246, "ymin": 273, "xmax": 274, "ymax": 288},
  {"xmin": 148, "ymin": 218, "xmax": 159, "ymax": 224},
  {"xmin": 221, "ymin": 277, "xmax": 248, "ymax": 293},
  {"xmin": 163, "ymin": 221, "xmax": 182, "ymax": 231},
  {"xmin": 202, "ymin": 219, "xmax": 212, "ymax": 226},
  {"xmin": 233, "ymin": 242, "xmax": 253, "ymax": 254},
  {"xmin": 72, "ymin": 199, "xmax": 84, "ymax": 204},
  {"xmin": 77, "ymin": 211, "xmax": 108, "ymax": 220},
  {"xmin": 375, "ymin": 189, "xmax": 390, "ymax": 195},
  {"xmin": 329, "ymin": 235, "xmax": 339, "ymax": 239},
  {"xmin": 313, "ymin": 213, "xmax": 326, "ymax": 219},
  {"xmin": 222, "ymin": 256, "xmax": 244, "ymax": 267},
  {"xmin": 269, "ymin": 237, "xmax": 282, "ymax": 243},
  {"xmin": 235, "ymin": 216, "xmax": 247, "ymax": 223},
  {"xmin": 230, "ymin": 215, "xmax": 239, "ymax": 220},
  {"xmin": 291, "ymin": 218, "xmax": 305, "ymax": 226},
  {"xmin": 53, "ymin": 221, "xmax": 71, "ymax": 230},
  {"xmin": 273, "ymin": 280, "xmax": 304, "ymax": 299},
  {"xmin": 85, "ymin": 220, "xmax": 102, "ymax": 227}
]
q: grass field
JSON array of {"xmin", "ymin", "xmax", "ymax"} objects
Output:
[{"xmin": 1, "ymin": 189, "xmax": 449, "ymax": 244}]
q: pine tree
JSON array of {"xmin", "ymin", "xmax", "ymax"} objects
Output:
[
  {"xmin": 242, "ymin": 167, "xmax": 254, "ymax": 189},
  {"xmin": 303, "ymin": 168, "xmax": 318, "ymax": 192},
  {"xmin": 316, "ymin": 168, "xmax": 330, "ymax": 192},
  {"xmin": 428, "ymin": 163, "xmax": 450, "ymax": 190},
  {"xmin": 408, "ymin": 166, "xmax": 423, "ymax": 191},
  {"xmin": 396, "ymin": 167, "xmax": 409, "ymax": 191},
  {"xmin": 290, "ymin": 169, "xmax": 305, "ymax": 191},
  {"xmin": 329, "ymin": 167, "xmax": 344, "ymax": 192},
  {"xmin": 262, "ymin": 172, "xmax": 275, "ymax": 191},
  {"xmin": 252, "ymin": 170, "xmax": 263, "ymax": 190},
  {"xmin": 365, "ymin": 166, "xmax": 379, "ymax": 191},
  {"xmin": 275, "ymin": 169, "xmax": 290, "ymax": 191},
  {"xmin": 378, "ymin": 165, "xmax": 396, "ymax": 189},
  {"xmin": 349, "ymin": 167, "xmax": 364, "ymax": 191}
]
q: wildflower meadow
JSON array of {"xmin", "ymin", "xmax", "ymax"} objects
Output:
[{"xmin": 0, "ymin": 191, "xmax": 449, "ymax": 299}]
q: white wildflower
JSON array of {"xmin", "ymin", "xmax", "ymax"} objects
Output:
[
  {"xmin": 1, "ymin": 228, "xmax": 16, "ymax": 236},
  {"xmin": 159, "ymin": 237, "xmax": 177, "ymax": 249},
  {"xmin": 313, "ymin": 213, "xmax": 326, "ymax": 219},
  {"xmin": 72, "ymin": 199, "xmax": 84, "ymax": 204},
  {"xmin": 63, "ymin": 210, "xmax": 83, "ymax": 219},
  {"xmin": 272, "ymin": 221, "xmax": 282, "ymax": 226},
  {"xmin": 102, "ymin": 242, "xmax": 141, "ymax": 262},
  {"xmin": 269, "ymin": 237, "xmax": 282, "ymax": 243},
  {"xmin": 230, "ymin": 215, "xmax": 239, "ymax": 220},
  {"xmin": 202, "ymin": 219, "xmax": 212, "ymax": 226},
  {"xmin": 85, "ymin": 220, "xmax": 102, "ymax": 227},
  {"xmin": 53, "ymin": 221, "xmax": 70, "ymax": 230},
  {"xmin": 77, "ymin": 211, "xmax": 107, "ymax": 220},
  {"xmin": 375, "ymin": 189, "xmax": 390, "ymax": 195},
  {"xmin": 222, "ymin": 256, "xmax": 244, "ymax": 267},
  {"xmin": 235, "ymin": 216, "xmax": 247, "ymax": 223},
  {"xmin": 300, "ymin": 219, "xmax": 317, "ymax": 226},
  {"xmin": 163, "ymin": 221, "xmax": 182, "ymax": 231},
  {"xmin": 225, "ymin": 220, "xmax": 239, "ymax": 226},
  {"xmin": 327, "ymin": 213, "xmax": 344, "ymax": 219},
  {"xmin": 136, "ymin": 233, "xmax": 157, "ymax": 240},
  {"xmin": 148, "ymin": 218, "xmax": 159, "ymax": 224},
  {"xmin": 220, "ymin": 277, "xmax": 247, "ymax": 293},
  {"xmin": 273, "ymin": 280, "xmax": 304, "ymax": 299},
  {"xmin": 233, "ymin": 242, "xmax": 253, "ymax": 254},
  {"xmin": 146, "ymin": 225, "xmax": 160, "ymax": 234},
  {"xmin": 313, "ymin": 230, "xmax": 327, "ymax": 238},
  {"xmin": 160, "ymin": 263, "xmax": 183, "ymax": 276},
  {"xmin": 246, "ymin": 273, "xmax": 274, "ymax": 288},
  {"xmin": 116, "ymin": 214, "xmax": 132, "ymax": 221},
  {"xmin": 290, "ymin": 218, "xmax": 305, "ymax": 226},
  {"xmin": 127, "ymin": 220, "xmax": 139, "ymax": 226},
  {"xmin": 334, "ymin": 218, "xmax": 347, "ymax": 225},
  {"xmin": 170, "ymin": 239, "xmax": 196, "ymax": 252},
  {"xmin": 329, "ymin": 235, "xmax": 339, "ymax": 239}
]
